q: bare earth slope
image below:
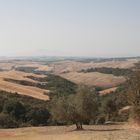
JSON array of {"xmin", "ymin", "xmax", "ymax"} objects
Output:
[{"xmin": 0, "ymin": 125, "xmax": 140, "ymax": 140}]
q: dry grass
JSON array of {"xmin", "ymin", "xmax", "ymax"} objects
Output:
[
  {"xmin": 0, "ymin": 70, "xmax": 49, "ymax": 100},
  {"xmin": 51, "ymin": 59, "xmax": 139, "ymax": 74},
  {"xmin": 0, "ymin": 61, "xmax": 38, "ymax": 70},
  {"xmin": 0, "ymin": 60, "xmax": 53, "ymax": 71},
  {"xmin": 0, "ymin": 63, "xmax": 15, "ymax": 70},
  {"xmin": 60, "ymin": 72, "xmax": 125, "ymax": 88},
  {"xmin": 99, "ymin": 87, "xmax": 118, "ymax": 95},
  {"xmin": 0, "ymin": 70, "xmax": 45, "ymax": 82},
  {"xmin": 0, "ymin": 124, "xmax": 140, "ymax": 140},
  {"xmin": 119, "ymin": 106, "xmax": 131, "ymax": 114},
  {"xmin": 51, "ymin": 59, "xmax": 137, "ymax": 87},
  {"xmin": 89, "ymin": 59, "xmax": 139, "ymax": 69},
  {"xmin": 15, "ymin": 63, "xmax": 53, "ymax": 71},
  {"xmin": 0, "ymin": 59, "xmax": 138, "ymax": 72},
  {"xmin": 0, "ymin": 80, "xmax": 49, "ymax": 100}
]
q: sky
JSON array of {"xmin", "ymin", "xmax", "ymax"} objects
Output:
[{"xmin": 0, "ymin": 0, "xmax": 140, "ymax": 57}]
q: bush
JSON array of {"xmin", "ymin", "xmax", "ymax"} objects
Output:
[
  {"xmin": 0, "ymin": 113, "xmax": 18, "ymax": 128},
  {"xmin": 0, "ymin": 91, "xmax": 50, "ymax": 128},
  {"xmin": 4, "ymin": 100, "xmax": 26, "ymax": 121},
  {"xmin": 0, "ymin": 99, "xmax": 4, "ymax": 113},
  {"xmin": 95, "ymin": 116, "xmax": 106, "ymax": 125},
  {"xmin": 26, "ymin": 107, "xmax": 50, "ymax": 126}
]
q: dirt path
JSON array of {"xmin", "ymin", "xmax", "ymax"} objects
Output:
[{"xmin": 0, "ymin": 125, "xmax": 140, "ymax": 140}]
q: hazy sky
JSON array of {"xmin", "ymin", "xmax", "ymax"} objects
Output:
[{"xmin": 0, "ymin": 0, "xmax": 140, "ymax": 57}]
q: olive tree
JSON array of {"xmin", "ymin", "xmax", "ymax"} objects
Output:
[{"xmin": 51, "ymin": 85, "xmax": 99, "ymax": 130}]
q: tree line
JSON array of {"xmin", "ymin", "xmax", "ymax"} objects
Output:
[{"xmin": 81, "ymin": 67, "xmax": 133, "ymax": 76}]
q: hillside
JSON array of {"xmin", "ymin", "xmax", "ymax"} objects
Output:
[
  {"xmin": 51, "ymin": 58, "xmax": 138, "ymax": 88},
  {"xmin": 0, "ymin": 58, "xmax": 138, "ymax": 100},
  {"xmin": 60, "ymin": 72, "xmax": 125, "ymax": 88},
  {"xmin": 51, "ymin": 59, "xmax": 139, "ymax": 74}
]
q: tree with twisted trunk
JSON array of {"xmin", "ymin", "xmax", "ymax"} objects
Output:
[{"xmin": 50, "ymin": 85, "xmax": 99, "ymax": 130}]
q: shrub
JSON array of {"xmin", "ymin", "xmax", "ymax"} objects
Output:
[
  {"xmin": 95, "ymin": 115, "xmax": 106, "ymax": 125},
  {"xmin": 0, "ymin": 113, "xmax": 18, "ymax": 128},
  {"xmin": 0, "ymin": 91, "xmax": 50, "ymax": 128},
  {"xmin": 26, "ymin": 107, "xmax": 50, "ymax": 126},
  {"xmin": 4, "ymin": 100, "xmax": 26, "ymax": 121}
]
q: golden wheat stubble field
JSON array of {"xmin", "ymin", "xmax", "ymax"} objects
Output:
[
  {"xmin": 0, "ymin": 124, "xmax": 140, "ymax": 140},
  {"xmin": 0, "ymin": 70, "xmax": 49, "ymax": 100}
]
